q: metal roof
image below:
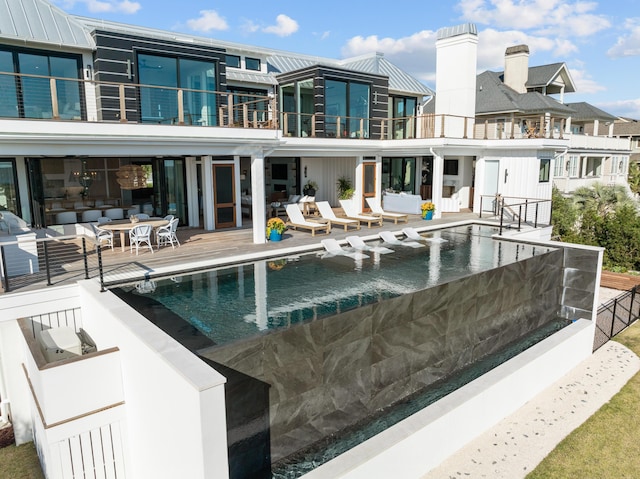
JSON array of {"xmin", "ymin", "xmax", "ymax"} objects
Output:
[
  {"xmin": 226, "ymin": 69, "xmax": 278, "ymax": 86},
  {"xmin": 0, "ymin": 0, "xmax": 94, "ymax": 49}
]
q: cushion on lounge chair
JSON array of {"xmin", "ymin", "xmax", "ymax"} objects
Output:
[
  {"xmin": 316, "ymin": 201, "xmax": 360, "ymax": 231},
  {"xmin": 285, "ymin": 204, "xmax": 330, "ymax": 236}
]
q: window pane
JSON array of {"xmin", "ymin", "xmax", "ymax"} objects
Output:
[
  {"xmin": 349, "ymin": 82, "xmax": 369, "ymax": 138},
  {"xmin": 51, "ymin": 57, "xmax": 81, "ymax": 120},
  {"xmin": 0, "ymin": 51, "xmax": 18, "ymax": 118},
  {"xmin": 539, "ymin": 158, "xmax": 550, "ymax": 182},
  {"xmin": 226, "ymin": 55, "xmax": 240, "ymax": 68},
  {"xmin": 138, "ymin": 54, "xmax": 178, "ymax": 123},
  {"xmin": 0, "ymin": 161, "xmax": 18, "ymax": 214},
  {"xmin": 19, "ymin": 53, "xmax": 52, "ymax": 118},
  {"xmin": 245, "ymin": 57, "xmax": 260, "ymax": 71},
  {"xmin": 180, "ymin": 58, "xmax": 217, "ymax": 126},
  {"xmin": 325, "ymin": 80, "xmax": 347, "ymax": 137}
]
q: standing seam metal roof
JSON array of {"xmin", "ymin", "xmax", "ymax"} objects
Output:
[{"xmin": 0, "ymin": 0, "xmax": 94, "ymax": 49}]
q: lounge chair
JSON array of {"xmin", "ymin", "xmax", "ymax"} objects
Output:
[
  {"xmin": 366, "ymin": 198, "xmax": 409, "ymax": 224},
  {"xmin": 316, "ymin": 201, "xmax": 360, "ymax": 231},
  {"xmin": 402, "ymin": 227, "xmax": 448, "ymax": 243},
  {"xmin": 285, "ymin": 204, "xmax": 331, "ymax": 236},
  {"xmin": 345, "ymin": 235, "xmax": 394, "ymax": 254},
  {"xmin": 379, "ymin": 230, "xmax": 424, "ymax": 248},
  {"xmin": 319, "ymin": 238, "xmax": 369, "ymax": 260},
  {"xmin": 339, "ymin": 200, "xmax": 383, "ymax": 228}
]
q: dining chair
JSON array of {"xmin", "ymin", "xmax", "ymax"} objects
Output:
[
  {"xmin": 96, "ymin": 216, "xmax": 112, "ymax": 225},
  {"xmin": 156, "ymin": 217, "xmax": 180, "ymax": 249},
  {"xmin": 129, "ymin": 224, "xmax": 154, "ymax": 255},
  {"xmin": 163, "ymin": 214, "xmax": 174, "ymax": 222},
  {"xmin": 136, "ymin": 213, "xmax": 150, "ymax": 220},
  {"xmin": 91, "ymin": 222, "xmax": 114, "ymax": 250}
]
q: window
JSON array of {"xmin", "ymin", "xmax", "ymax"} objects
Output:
[
  {"xmin": 325, "ymin": 79, "xmax": 370, "ymax": 138},
  {"xmin": 539, "ymin": 158, "xmax": 551, "ymax": 182},
  {"xmin": 585, "ymin": 157, "xmax": 602, "ymax": 177},
  {"xmin": 381, "ymin": 158, "xmax": 416, "ymax": 192},
  {"xmin": 138, "ymin": 53, "xmax": 217, "ymax": 126},
  {"xmin": 0, "ymin": 47, "xmax": 82, "ymax": 120},
  {"xmin": 228, "ymin": 86, "xmax": 268, "ymax": 125},
  {"xmin": 391, "ymin": 97, "xmax": 417, "ymax": 139},
  {"xmin": 245, "ymin": 57, "xmax": 261, "ymax": 71},
  {"xmin": 225, "ymin": 55, "xmax": 240, "ymax": 68},
  {"xmin": 568, "ymin": 155, "xmax": 579, "ymax": 177},
  {"xmin": 554, "ymin": 155, "xmax": 565, "ymax": 178},
  {"xmin": 444, "ymin": 159, "xmax": 459, "ymax": 176}
]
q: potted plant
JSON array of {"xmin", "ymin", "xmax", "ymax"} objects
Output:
[
  {"xmin": 337, "ymin": 176, "xmax": 354, "ymax": 200},
  {"xmin": 266, "ymin": 217, "xmax": 286, "ymax": 241},
  {"xmin": 421, "ymin": 201, "xmax": 435, "ymax": 220},
  {"xmin": 303, "ymin": 180, "xmax": 318, "ymax": 196}
]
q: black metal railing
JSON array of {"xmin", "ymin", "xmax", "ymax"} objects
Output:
[
  {"xmin": 478, "ymin": 195, "xmax": 552, "ymax": 235},
  {"xmin": 594, "ymin": 286, "xmax": 640, "ymax": 351}
]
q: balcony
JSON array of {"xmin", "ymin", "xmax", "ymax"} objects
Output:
[{"xmin": 0, "ymin": 71, "xmax": 627, "ymax": 146}]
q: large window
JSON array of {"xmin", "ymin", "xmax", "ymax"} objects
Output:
[
  {"xmin": 585, "ymin": 157, "xmax": 602, "ymax": 177},
  {"xmin": 325, "ymin": 79, "xmax": 370, "ymax": 138},
  {"xmin": 391, "ymin": 97, "xmax": 417, "ymax": 139},
  {"xmin": 0, "ymin": 160, "xmax": 19, "ymax": 216},
  {"xmin": 138, "ymin": 53, "xmax": 217, "ymax": 126},
  {"xmin": 0, "ymin": 48, "xmax": 82, "ymax": 120},
  {"xmin": 381, "ymin": 158, "xmax": 416, "ymax": 192},
  {"xmin": 228, "ymin": 86, "xmax": 269, "ymax": 125}
]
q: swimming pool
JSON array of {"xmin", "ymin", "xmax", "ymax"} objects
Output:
[{"xmin": 115, "ymin": 224, "xmax": 569, "ymax": 478}]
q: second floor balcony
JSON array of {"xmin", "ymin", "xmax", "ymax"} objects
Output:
[{"xmin": 0, "ymin": 71, "xmax": 630, "ymax": 149}]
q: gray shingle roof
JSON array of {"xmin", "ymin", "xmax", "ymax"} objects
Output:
[
  {"xmin": 0, "ymin": 0, "xmax": 94, "ymax": 49},
  {"xmin": 564, "ymin": 102, "xmax": 617, "ymax": 122},
  {"xmin": 476, "ymin": 71, "xmax": 575, "ymax": 116}
]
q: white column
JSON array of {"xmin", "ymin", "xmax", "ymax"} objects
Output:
[
  {"xmin": 233, "ymin": 156, "xmax": 242, "ymax": 227},
  {"xmin": 254, "ymin": 261, "xmax": 268, "ymax": 330},
  {"xmin": 185, "ymin": 156, "xmax": 199, "ymax": 228},
  {"xmin": 251, "ymin": 153, "xmax": 267, "ymax": 244},
  {"xmin": 431, "ymin": 150, "xmax": 444, "ymax": 219},
  {"xmin": 201, "ymin": 156, "xmax": 215, "ymax": 231}
]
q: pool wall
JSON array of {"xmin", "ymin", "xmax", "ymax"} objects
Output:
[{"xmin": 199, "ymin": 245, "xmax": 586, "ymax": 464}]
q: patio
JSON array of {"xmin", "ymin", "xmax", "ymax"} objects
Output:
[{"xmin": 0, "ymin": 211, "xmax": 482, "ymax": 294}]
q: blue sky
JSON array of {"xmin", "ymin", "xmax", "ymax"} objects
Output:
[{"xmin": 55, "ymin": 0, "xmax": 640, "ymax": 118}]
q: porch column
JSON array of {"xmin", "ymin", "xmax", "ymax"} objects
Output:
[
  {"xmin": 251, "ymin": 153, "xmax": 267, "ymax": 244},
  {"xmin": 202, "ymin": 156, "xmax": 215, "ymax": 231},
  {"xmin": 430, "ymin": 149, "xmax": 444, "ymax": 219},
  {"xmin": 185, "ymin": 156, "xmax": 199, "ymax": 228}
]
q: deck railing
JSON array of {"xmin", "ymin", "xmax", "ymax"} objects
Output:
[
  {"xmin": 479, "ymin": 195, "xmax": 552, "ymax": 234},
  {"xmin": 0, "ymin": 71, "xmax": 584, "ymax": 141},
  {"xmin": 594, "ymin": 286, "xmax": 640, "ymax": 351}
]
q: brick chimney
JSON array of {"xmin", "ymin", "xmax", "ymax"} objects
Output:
[{"xmin": 504, "ymin": 45, "xmax": 529, "ymax": 94}]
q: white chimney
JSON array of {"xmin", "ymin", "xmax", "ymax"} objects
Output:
[
  {"xmin": 435, "ymin": 23, "xmax": 478, "ymax": 137},
  {"xmin": 504, "ymin": 45, "xmax": 529, "ymax": 94}
]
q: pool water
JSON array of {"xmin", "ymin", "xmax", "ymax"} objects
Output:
[{"xmin": 120, "ymin": 225, "xmax": 555, "ymax": 346}]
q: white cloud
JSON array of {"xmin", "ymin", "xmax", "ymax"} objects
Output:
[
  {"xmin": 457, "ymin": 0, "xmax": 610, "ymax": 37},
  {"xmin": 59, "ymin": 0, "xmax": 141, "ymax": 14},
  {"xmin": 607, "ymin": 19, "xmax": 640, "ymax": 57},
  {"xmin": 567, "ymin": 66, "xmax": 606, "ymax": 94},
  {"xmin": 240, "ymin": 19, "xmax": 260, "ymax": 34},
  {"xmin": 596, "ymin": 98, "xmax": 640, "ymax": 118},
  {"xmin": 186, "ymin": 10, "xmax": 228, "ymax": 33},
  {"xmin": 263, "ymin": 14, "xmax": 299, "ymax": 37},
  {"xmin": 313, "ymin": 31, "xmax": 331, "ymax": 41}
]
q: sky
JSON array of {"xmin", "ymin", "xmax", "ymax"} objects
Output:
[{"xmin": 54, "ymin": 0, "xmax": 640, "ymax": 118}]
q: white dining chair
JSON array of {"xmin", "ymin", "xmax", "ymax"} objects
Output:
[
  {"xmin": 96, "ymin": 216, "xmax": 112, "ymax": 225},
  {"xmin": 104, "ymin": 208, "xmax": 124, "ymax": 220},
  {"xmin": 156, "ymin": 217, "xmax": 180, "ymax": 249},
  {"xmin": 55, "ymin": 211, "xmax": 77, "ymax": 224},
  {"xmin": 91, "ymin": 222, "xmax": 114, "ymax": 250},
  {"xmin": 129, "ymin": 224, "xmax": 154, "ymax": 255},
  {"xmin": 81, "ymin": 209, "xmax": 102, "ymax": 222}
]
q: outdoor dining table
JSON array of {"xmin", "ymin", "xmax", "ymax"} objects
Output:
[{"xmin": 99, "ymin": 218, "xmax": 169, "ymax": 252}]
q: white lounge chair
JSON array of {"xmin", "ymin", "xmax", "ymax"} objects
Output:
[
  {"xmin": 345, "ymin": 235, "xmax": 394, "ymax": 254},
  {"xmin": 320, "ymin": 238, "xmax": 369, "ymax": 260},
  {"xmin": 379, "ymin": 230, "xmax": 424, "ymax": 248},
  {"xmin": 366, "ymin": 197, "xmax": 409, "ymax": 224},
  {"xmin": 339, "ymin": 200, "xmax": 383, "ymax": 228},
  {"xmin": 285, "ymin": 204, "xmax": 331, "ymax": 236},
  {"xmin": 402, "ymin": 227, "xmax": 448, "ymax": 243},
  {"xmin": 316, "ymin": 201, "xmax": 360, "ymax": 231}
]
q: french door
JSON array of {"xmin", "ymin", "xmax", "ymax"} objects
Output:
[{"xmin": 213, "ymin": 164, "xmax": 236, "ymax": 228}]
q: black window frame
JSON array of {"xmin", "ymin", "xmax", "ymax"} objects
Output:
[
  {"xmin": 539, "ymin": 158, "xmax": 551, "ymax": 183},
  {"xmin": 245, "ymin": 57, "xmax": 261, "ymax": 71},
  {"xmin": 225, "ymin": 54, "xmax": 241, "ymax": 69},
  {"xmin": 444, "ymin": 159, "xmax": 459, "ymax": 176}
]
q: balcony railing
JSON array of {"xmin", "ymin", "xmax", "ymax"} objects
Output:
[{"xmin": 0, "ymin": 71, "xmax": 624, "ymax": 144}]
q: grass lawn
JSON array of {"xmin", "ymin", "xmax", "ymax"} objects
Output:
[
  {"xmin": 0, "ymin": 441, "xmax": 44, "ymax": 479},
  {"xmin": 527, "ymin": 321, "xmax": 640, "ymax": 478}
]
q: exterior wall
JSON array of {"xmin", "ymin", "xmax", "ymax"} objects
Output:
[
  {"xmin": 91, "ymin": 29, "xmax": 227, "ymax": 122},
  {"xmin": 301, "ymin": 156, "xmax": 358, "ymax": 205}
]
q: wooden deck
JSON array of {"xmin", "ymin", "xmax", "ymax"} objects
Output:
[
  {"xmin": 0, "ymin": 210, "xmax": 487, "ymax": 294},
  {"xmin": 600, "ymin": 271, "xmax": 640, "ymax": 291}
]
